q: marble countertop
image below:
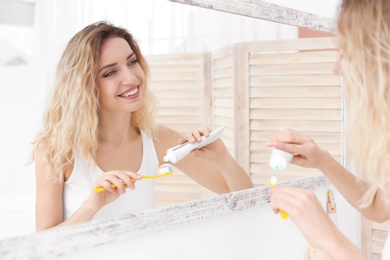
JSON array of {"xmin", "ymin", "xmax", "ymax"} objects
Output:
[{"xmin": 0, "ymin": 175, "xmax": 330, "ymax": 259}]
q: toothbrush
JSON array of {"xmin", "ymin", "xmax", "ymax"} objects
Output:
[
  {"xmin": 94, "ymin": 166, "xmax": 174, "ymax": 193},
  {"xmin": 269, "ymin": 175, "xmax": 288, "ymax": 220}
]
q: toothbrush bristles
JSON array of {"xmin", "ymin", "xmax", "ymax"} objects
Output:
[
  {"xmin": 270, "ymin": 175, "xmax": 278, "ymax": 186},
  {"xmin": 159, "ymin": 166, "xmax": 173, "ymax": 174}
]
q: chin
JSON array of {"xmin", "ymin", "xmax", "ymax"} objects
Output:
[{"xmin": 131, "ymin": 99, "xmax": 144, "ymax": 112}]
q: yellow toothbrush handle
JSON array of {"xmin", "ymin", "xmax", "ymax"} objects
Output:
[
  {"xmin": 269, "ymin": 182, "xmax": 288, "ymax": 220},
  {"xmin": 93, "ymin": 180, "xmax": 136, "ymax": 193},
  {"xmin": 140, "ymin": 175, "xmax": 155, "ymax": 179},
  {"xmin": 280, "ymin": 211, "xmax": 288, "ymax": 220},
  {"xmin": 140, "ymin": 172, "xmax": 173, "ymax": 179},
  {"xmin": 93, "ymin": 171, "xmax": 173, "ymax": 193},
  {"xmin": 94, "ymin": 186, "xmax": 112, "ymax": 193}
]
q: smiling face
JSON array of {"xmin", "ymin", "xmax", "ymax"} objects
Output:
[{"xmin": 96, "ymin": 36, "xmax": 145, "ymax": 115}]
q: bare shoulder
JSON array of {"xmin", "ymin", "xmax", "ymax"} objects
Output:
[
  {"xmin": 35, "ymin": 138, "xmax": 58, "ymax": 183},
  {"xmin": 156, "ymin": 125, "xmax": 184, "ymax": 143},
  {"xmin": 34, "ymin": 138, "xmax": 50, "ymax": 163},
  {"xmin": 34, "ymin": 138, "xmax": 73, "ymax": 182}
]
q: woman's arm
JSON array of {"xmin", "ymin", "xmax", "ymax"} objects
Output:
[
  {"xmin": 268, "ymin": 128, "xmax": 390, "ymax": 222},
  {"xmin": 154, "ymin": 126, "xmax": 253, "ymax": 194},
  {"xmin": 35, "ymin": 145, "xmax": 99, "ymax": 230},
  {"xmin": 315, "ymin": 153, "xmax": 389, "ymax": 222}
]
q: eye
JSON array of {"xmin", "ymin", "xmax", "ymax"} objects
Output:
[
  {"xmin": 128, "ymin": 59, "xmax": 139, "ymax": 66},
  {"xmin": 103, "ymin": 70, "xmax": 116, "ymax": 78}
]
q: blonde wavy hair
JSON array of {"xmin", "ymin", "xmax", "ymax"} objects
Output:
[
  {"xmin": 31, "ymin": 21, "xmax": 158, "ymax": 182},
  {"xmin": 337, "ymin": 0, "xmax": 390, "ymax": 205}
]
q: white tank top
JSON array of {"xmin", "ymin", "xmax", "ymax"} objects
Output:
[
  {"xmin": 383, "ymin": 234, "xmax": 390, "ymax": 259},
  {"xmin": 63, "ymin": 130, "xmax": 159, "ymax": 221}
]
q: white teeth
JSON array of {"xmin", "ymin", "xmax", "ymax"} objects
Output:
[{"xmin": 121, "ymin": 87, "xmax": 139, "ymax": 97}]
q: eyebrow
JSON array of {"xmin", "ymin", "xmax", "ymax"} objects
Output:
[{"xmin": 98, "ymin": 53, "xmax": 135, "ymax": 74}]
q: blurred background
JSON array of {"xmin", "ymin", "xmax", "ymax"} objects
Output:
[{"xmin": 0, "ymin": 0, "xmax": 340, "ymax": 240}]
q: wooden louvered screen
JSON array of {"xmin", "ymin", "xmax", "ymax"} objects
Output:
[
  {"xmin": 210, "ymin": 37, "xmax": 344, "ymax": 185},
  {"xmin": 147, "ymin": 53, "xmax": 211, "ymax": 133},
  {"xmin": 147, "ymin": 53, "xmax": 213, "ymax": 207},
  {"xmin": 210, "ymin": 46, "xmax": 236, "ymax": 157},
  {"xmin": 247, "ymin": 38, "xmax": 343, "ymax": 185},
  {"xmin": 362, "ymin": 218, "xmax": 390, "ymax": 259},
  {"xmin": 148, "ymin": 37, "xmax": 344, "ymax": 202}
]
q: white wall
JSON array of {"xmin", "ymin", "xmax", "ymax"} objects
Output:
[{"xmin": 0, "ymin": 66, "xmax": 46, "ymax": 238}]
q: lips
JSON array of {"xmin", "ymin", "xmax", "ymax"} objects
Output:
[{"xmin": 118, "ymin": 86, "xmax": 139, "ymax": 98}]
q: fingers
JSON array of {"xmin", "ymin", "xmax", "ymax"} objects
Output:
[
  {"xmin": 269, "ymin": 187, "xmax": 340, "ymax": 251},
  {"xmin": 95, "ymin": 171, "xmax": 141, "ymax": 193},
  {"xmin": 270, "ymin": 128, "xmax": 308, "ymax": 144},
  {"xmin": 191, "ymin": 128, "xmax": 210, "ymax": 142},
  {"xmin": 178, "ymin": 127, "xmax": 211, "ymax": 144},
  {"xmin": 267, "ymin": 128, "xmax": 315, "ymax": 155},
  {"xmin": 269, "ymin": 186, "xmax": 320, "ymax": 219}
]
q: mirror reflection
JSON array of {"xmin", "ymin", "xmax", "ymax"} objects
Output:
[{"xmin": 0, "ymin": 0, "xmax": 339, "ymax": 240}]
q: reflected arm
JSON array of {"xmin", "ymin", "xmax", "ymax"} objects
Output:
[{"xmin": 155, "ymin": 126, "xmax": 253, "ymax": 194}]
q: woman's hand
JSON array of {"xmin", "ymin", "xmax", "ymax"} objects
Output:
[
  {"xmin": 269, "ymin": 186, "xmax": 364, "ymax": 259},
  {"xmin": 269, "ymin": 187, "xmax": 336, "ymax": 249},
  {"xmin": 178, "ymin": 128, "xmax": 229, "ymax": 164},
  {"xmin": 179, "ymin": 128, "xmax": 229, "ymax": 167},
  {"xmin": 87, "ymin": 170, "xmax": 142, "ymax": 211},
  {"xmin": 267, "ymin": 128, "xmax": 332, "ymax": 170}
]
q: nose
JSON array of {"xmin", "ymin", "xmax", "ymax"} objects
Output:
[
  {"xmin": 333, "ymin": 55, "xmax": 342, "ymax": 76},
  {"xmin": 121, "ymin": 67, "xmax": 139, "ymax": 85}
]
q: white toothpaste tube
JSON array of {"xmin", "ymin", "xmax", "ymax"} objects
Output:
[
  {"xmin": 269, "ymin": 148, "xmax": 294, "ymax": 171},
  {"xmin": 163, "ymin": 127, "xmax": 225, "ymax": 164}
]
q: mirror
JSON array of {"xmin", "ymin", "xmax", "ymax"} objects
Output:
[{"xmin": 0, "ymin": 0, "xmax": 339, "ymax": 241}]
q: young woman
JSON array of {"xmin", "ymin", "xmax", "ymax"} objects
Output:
[
  {"xmin": 268, "ymin": 0, "xmax": 390, "ymax": 259},
  {"xmin": 31, "ymin": 21, "xmax": 253, "ymax": 231}
]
